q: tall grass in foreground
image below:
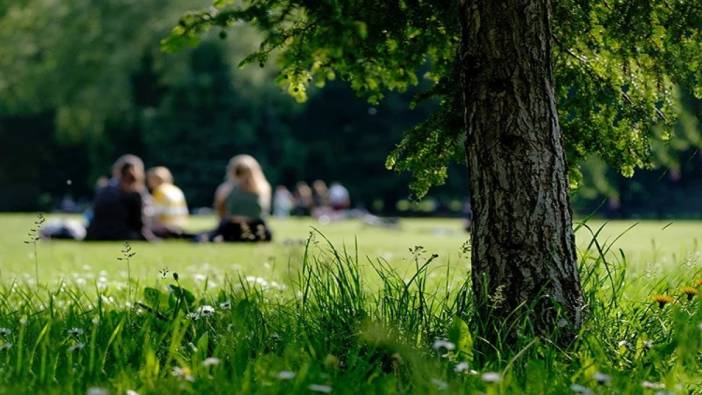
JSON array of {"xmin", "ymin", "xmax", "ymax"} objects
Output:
[{"xmin": 0, "ymin": 229, "xmax": 700, "ymax": 394}]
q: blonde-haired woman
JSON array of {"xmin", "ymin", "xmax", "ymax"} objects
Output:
[{"xmin": 206, "ymin": 155, "xmax": 273, "ymax": 242}]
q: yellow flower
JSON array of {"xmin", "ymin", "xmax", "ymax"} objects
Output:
[
  {"xmin": 681, "ymin": 287, "xmax": 697, "ymax": 301},
  {"xmin": 652, "ymin": 294, "xmax": 674, "ymax": 309},
  {"xmin": 695, "ymin": 279, "xmax": 702, "ymax": 287}
]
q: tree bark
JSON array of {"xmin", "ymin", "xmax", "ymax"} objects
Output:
[{"xmin": 459, "ymin": 0, "xmax": 584, "ymax": 342}]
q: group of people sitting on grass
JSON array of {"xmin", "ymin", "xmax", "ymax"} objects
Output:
[
  {"xmin": 45, "ymin": 153, "xmax": 274, "ymax": 242},
  {"xmin": 271, "ymin": 179, "xmax": 351, "ymax": 220}
]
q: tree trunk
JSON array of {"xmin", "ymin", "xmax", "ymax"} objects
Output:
[{"xmin": 459, "ymin": 0, "xmax": 584, "ymax": 342}]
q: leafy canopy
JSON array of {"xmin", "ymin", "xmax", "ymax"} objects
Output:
[{"xmin": 167, "ymin": 1, "xmax": 702, "ymax": 197}]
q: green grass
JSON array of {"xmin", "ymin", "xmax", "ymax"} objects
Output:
[
  {"xmin": 1, "ymin": 213, "xmax": 701, "ymax": 282},
  {"xmin": 0, "ymin": 213, "xmax": 701, "ymax": 394}
]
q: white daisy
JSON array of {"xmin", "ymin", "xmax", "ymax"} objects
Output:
[
  {"xmin": 481, "ymin": 371, "xmax": 501, "ymax": 383},
  {"xmin": 431, "ymin": 339, "xmax": 455, "ymax": 352},
  {"xmin": 592, "ymin": 372, "xmax": 612, "ymax": 385},
  {"xmin": 431, "ymin": 378, "xmax": 448, "ymax": 390},
  {"xmin": 308, "ymin": 384, "xmax": 332, "ymax": 393},
  {"xmin": 86, "ymin": 387, "xmax": 108, "ymax": 395},
  {"xmin": 275, "ymin": 370, "xmax": 295, "ymax": 380},
  {"xmin": 202, "ymin": 357, "xmax": 221, "ymax": 367},
  {"xmin": 198, "ymin": 305, "xmax": 215, "ymax": 317},
  {"xmin": 570, "ymin": 383, "xmax": 593, "ymax": 395},
  {"xmin": 67, "ymin": 327, "xmax": 84, "ymax": 337},
  {"xmin": 641, "ymin": 381, "xmax": 665, "ymax": 390}
]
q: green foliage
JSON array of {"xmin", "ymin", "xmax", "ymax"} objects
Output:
[
  {"xmin": 0, "ymin": 0, "xmax": 207, "ymax": 138},
  {"xmin": 165, "ymin": 0, "xmax": 460, "ymax": 197},
  {"xmin": 554, "ymin": 1, "xmax": 702, "ymax": 181},
  {"xmin": 167, "ymin": 1, "xmax": 702, "ymax": 196}
]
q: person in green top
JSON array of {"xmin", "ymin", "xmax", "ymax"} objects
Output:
[{"xmin": 203, "ymin": 154, "xmax": 272, "ymax": 242}]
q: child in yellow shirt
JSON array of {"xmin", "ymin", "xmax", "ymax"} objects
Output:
[{"xmin": 146, "ymin": 166, "xmax": 189, "ymax": 236}]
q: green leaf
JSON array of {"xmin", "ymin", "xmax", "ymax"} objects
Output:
[
  {"xmin": 144, "ymin": 287, "xmax": 165, "ymax": 310},
  {"xmin": 448, "ymin": 316, "xmax": 473, "ymax": 362},
  {"xmin": 168, "ymin": 285, "xmax": 195, "ymax": 306}
]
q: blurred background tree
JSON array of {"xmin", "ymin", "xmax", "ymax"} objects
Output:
[{"xmin": 0, "ymin": 0, "xmax": 700, "ymax": 218}]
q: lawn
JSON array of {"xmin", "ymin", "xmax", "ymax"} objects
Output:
[
  {"xmin": 0, "ymin": 213, "xmax": 701, "ymax": 394},
  {"xmin": 1, "ymin": 213, "xmax": 701, "ymax": 284}
]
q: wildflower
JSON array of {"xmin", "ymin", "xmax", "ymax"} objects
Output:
[
  {"xmin": 652, "ymin": 294, "xmax": 674, "ymax": 309},
  {"xmin": 126, "ymin": 390, "xmax": 139, "ymax": 395},
  {"xmin": 185, "ymin": 312, "xmax": 199, "ymax": 320},
  {"xmin": 432, "ymin": 339, "xmax": 456, "ymax": 352},
  {"xmin": 696, "ymin": 279, "xmax": 702, "ymax": 287},
  {"xmin": 681, "ymin": 287, "xmax": 697, "ymax": 301},
  {"xmin": 481, "ymin": 372, "xmax": 501, "ymax": 383},
  {"xmin": 0, "ymin": 342, "xmax": 12, "ymax": 351},
  {"xmin": 275, "ymin": 370, "xmax": 295, "ymax": 380},
  {"xmin": 643, "ymin": 340, "xmax": 654, "ymax": 350},
  {"xmin": 308, "ymin": 384, "xmax": 332, "ymax": 393},
  {"xmin": 641, "ymin": 381, "xmax": 665, "ymax": 390},
  {"xmin": 219, "ymin": 301, "xmax": 231, "ymax": 310},
  {"xmin": 431, "ymin": 378, "xmax": 448, "ymax": 390},
  {"xmin": 197, "ymin": 305, "xmax": 215, "ymax": 317},
  {"xmin": 86, "ymin": 387, "xmax": 108, "ymax": 395},
  {"xmin": 617, "ymin": 340, "xmax": 630, "ymax": 350},
  {"xmin": 68, "ymin": 342, "xmax": 85, "ymax": 352},
  {"xmin": 592, "ymin": 371, "xmax": 612, "ymax": 385},
  {"xmin": 194, "ymin": 273, "xmax": 206, "ymax": 283},
  {"xmin": 0, "ymin": 328, "xmax": 11, "ymax": 337},
  {"xmin": 246, "ymin": 276, "xmax": 269, "ymax": 288},
  {"xmin": 202, "ymin": 357, "xmax": 221, "ymax": 367},
  {"xmin": 159, "ymin": 268, "xmax": 169, "ymax": 279},
  {"xmin": 570, "ymin": 384, "xmax": 593, "ymax": 395},
  {"xmin": 454, "ymin": 361, "xmax": 470, "ymax": 373},
  {"xmin": 171, "ymin": 366, "xmax": 194, "ymax": 382},
  {"xmin": 67, "ymin": 327, "xmax": 84, "ymax": 337},
  {"xmin": 101, "ymin": 295, "xmax": 114, "ymax": 305}
]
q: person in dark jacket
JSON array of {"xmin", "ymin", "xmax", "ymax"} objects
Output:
[{"xmin": 85, "ymin": 155, "xmax": 154, "ymax": 241}]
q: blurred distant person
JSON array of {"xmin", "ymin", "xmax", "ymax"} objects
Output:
[
  {"xmin": 329, "ymin": 182, "xmax": 350, "ymax": 211},
  {"xmin": 273, "ymin": 185, "xmax": 294, "ymax": 218},
  {"xmin": 293, "ymin": 181, "xmax": 313, "ymax": 216},
  {"xmin": 147, "ymin": 166, "xmax": 190, "ymax": 238},
  {"xmin": 85, "ymin": 155, "xmax": 154, "ymax": 241},
  {"xmin": 312, "ymin": 179, "xmax": 330, "ymax": 208},
  {"xmin": 202, "ymin": 155, "xmax": 272, "ymax": 242}
]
